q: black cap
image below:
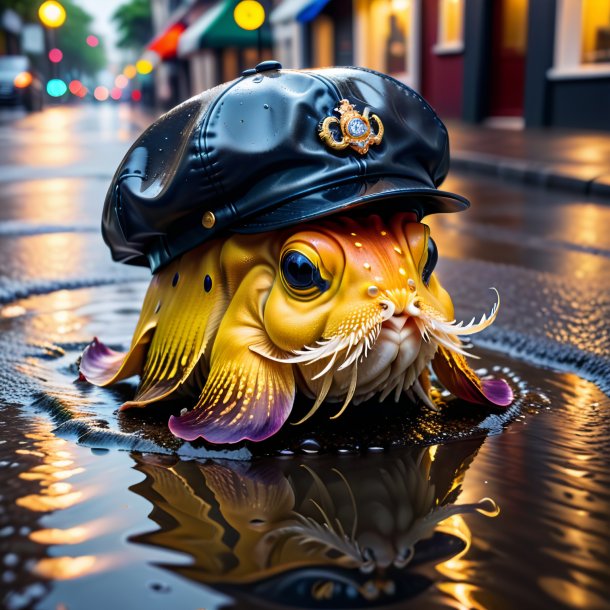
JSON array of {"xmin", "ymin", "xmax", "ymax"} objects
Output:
[{"xmin": 103, "ymin": 64, "xmax": 469, "ymax": 271}]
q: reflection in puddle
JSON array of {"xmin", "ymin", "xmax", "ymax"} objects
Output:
[{"xmin": 129, "ymin": 440, "xmax": 497, "ymax": 607}]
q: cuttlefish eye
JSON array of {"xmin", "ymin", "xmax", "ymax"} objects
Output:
[
  {"xmin": 422, "ymin": 236, "xmax": 438, "ymax": 286},
  {"xmin": 281, "ymin": 250, "xmax": 329, "ymax": 294}
]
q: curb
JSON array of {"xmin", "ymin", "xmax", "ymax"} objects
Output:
[{"xmin": 451, "ymin": 151, "xmax": 610, "ymax": 200}]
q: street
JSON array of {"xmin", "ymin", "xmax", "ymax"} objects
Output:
[{"xmin": 0, "ymin": 103, "xmax": 609, "ymax": 610}]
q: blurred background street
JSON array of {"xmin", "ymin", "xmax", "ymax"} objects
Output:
[{"xmin": 1, "ymin": 1, "xmax": 610, "ymax": 609}]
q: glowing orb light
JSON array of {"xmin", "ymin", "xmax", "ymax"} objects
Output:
[
  {"xmin": 110, "ymin": 87, "xmax": 122, "ymax": 100},
  {"xmin": 46, "ymin": 78, "xmax": 67, "ymax": 97},
  {"xmin": 14, "ymin": 72, "xmax": 33, "ymax": 88},
  {"xmin": 136, "ymin": 59, "xmax": 154, "ymax": 75},
  {"xmin": 234, "ymin": 0, "xmax": 265, "ymax": 31},
  {"xmin": 114, "ymin": 74, "xmax": 128, "ymax": 89},
  {"xmin": 48, "ymin": 48, "xmax": 63, "ymax": 63},
  {"xmin": 38, "ymin": 1, "xmax": 66, "ymax": 28},
  {"xmin": 93, "ymin": 86, "xmax": 109, "ymax": 101},
  {"xmin": 86, "ymin": 35, "xmax": 99, "ymax": 47},
  {"xmin": 68, "ymin": 79, "xmax": 88, "ymax": 97},
  {"xmin": 123, "ymin": 65, "xmax": 137, "ymax": 79},
  {"xmin": 131, "ymin": 90, "xmax": 142, "ymax": 102}
]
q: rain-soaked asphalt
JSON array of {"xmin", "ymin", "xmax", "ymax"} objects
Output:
[{"xmin": 0, "ymin": 104, "xmax": 609, "ymax": 610}]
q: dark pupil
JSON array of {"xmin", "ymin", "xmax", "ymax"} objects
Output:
[
  {"xmin": 283, "ymin": 251, "xmax": 316, "ymax": 289},
  {"xmin": 422, "ymin": 237, "xmax": 438, "ymax": 286}
]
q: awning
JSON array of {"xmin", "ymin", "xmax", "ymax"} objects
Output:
[
  {"xmin": 269, "ymin": 0, "xmax": 331, "ymax": 24},
  {"xmin": 178, "ymin": 0, "xmax": 272, "ymax": 57},
  {"xmin": 146, "ymin": 22, "xmax": 187, "ymax": 60}
]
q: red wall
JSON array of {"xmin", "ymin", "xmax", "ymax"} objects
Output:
[{"xmin": 420, "ymin": 0, "xmax": 464, "ymax": 119}]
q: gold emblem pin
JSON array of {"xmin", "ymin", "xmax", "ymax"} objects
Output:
[{"xmin": 319, "ymin": 99, "xmax": 384, "ymax": 155}]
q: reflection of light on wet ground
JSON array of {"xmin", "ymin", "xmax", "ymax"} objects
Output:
[
  {"xmin": 46, "ymin": 289, "xmax": 83, "ymax": 336},
  {"xmin": 33, "ymin": 555, "xmax": 97, "ymax": 580},
  {"xmin": 15, "ymin": 179, "xmax": 79, "ymax": 223},
  {"xmin": 538, "ymin": 576, "xmax": 609, "ymax": 610},
  {"xmin": 17, "ymin": 109, "xmax": 78, "ymax": 167},
  {"xmin": 30, "ymin": 526, "xmax": 89, "ymax": 545},
  {"xmin": 437, "ymin": 581, "xmax": 487, "ymax": 610},
  {"xmin": 1, "ymin": 305, "xmax": 27, "ymax": 318},
  {"xmin": 16, "ymin": 432, "xmax": 84, "ymax": 513}
]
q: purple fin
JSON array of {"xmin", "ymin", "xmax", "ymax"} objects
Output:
[
  {"xmin": 432, "ymin": 345, "xmax": 513, "ymax": 408},
  {"xmin": 168, "ymin": 357, "xmax": 295, "ymax": 444}
]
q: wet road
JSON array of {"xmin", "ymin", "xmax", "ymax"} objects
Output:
[{"xmin": 0, "ymin": 104, "xmax": 609, "ymax": 610}]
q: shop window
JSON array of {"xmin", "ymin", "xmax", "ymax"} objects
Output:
[
  {"xmin": 581, "ymin": 0, "xmax": 610, "ymax": 63},
  {"xmin": 550, "ymin": 0, "xmax": 610, "ymax": 78},
  {"xmin": 501, "ymin": 0, "xmax": 528, "ymax": 53},
  {"xmin": 356, "ymin": 0, "xmax": 418, "ymax": 83},
  {"xmin": 312, "ymin": 15, "xmax": 334, "ymax": 67},
  {"xmin": 434, "ymin": 0, "xmax": 464, "ymax": 53}
]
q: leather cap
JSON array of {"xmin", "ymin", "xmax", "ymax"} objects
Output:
[{"xmin": 103, "ymin": 64, "xmax": 469, "ymax": 271}]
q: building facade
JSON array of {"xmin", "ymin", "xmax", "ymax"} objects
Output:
[{"xmin": 146, "ymin": 0, "xmax": 610, "ymax": 130}]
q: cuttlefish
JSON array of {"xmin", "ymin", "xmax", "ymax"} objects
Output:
[{"xmin": 80, "ymin": 212, "xmax": 512, "ymax": 444}]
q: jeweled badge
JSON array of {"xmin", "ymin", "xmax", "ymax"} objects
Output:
[{"xmin": 319, "ymin": 99, "xmax": 384, "ymax": 155}]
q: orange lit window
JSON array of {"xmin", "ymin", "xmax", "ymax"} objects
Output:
[
  {"xmin": 581, "ymin": 0, "xmax": 610, "ymax": 63},
  {"xmin": 436, "ymin": 0, "xmax": 464, "ymax": 51},
  {"xmin": 358, "ymin": 0, "xmax": 411, "ymax": 76},
  {"xmin": 501, "ymin": 0, "xmax": 528, "ymax": 53},
  {"xmin": 312, "ymin": 15, "xmax": 334, "ymax": 67}
]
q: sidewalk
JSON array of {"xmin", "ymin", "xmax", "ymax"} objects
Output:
[{"xmin": 446, "ymin": 120, "xmax": 610, "ymax": 199}]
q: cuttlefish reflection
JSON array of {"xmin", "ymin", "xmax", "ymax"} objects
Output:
[{"xmin": 129, "ymin": 439, "xmax": 498, "ymax": 607}]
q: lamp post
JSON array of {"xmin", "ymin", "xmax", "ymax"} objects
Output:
[
  {"xmin": 234, "ymin": 0, "xmax": 266, "ymax": 63},
  {"xmin": 38, "ymin": 1, "xmax": 66, "ymax": 82}
]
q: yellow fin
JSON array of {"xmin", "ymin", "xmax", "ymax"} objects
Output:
[
  {"xmin": 125, "ymin": 242, "xmax": 226, "ymax": 408},
  {"xmin": 79, "ymin": 270, "xmax": 163, "ymax": 385},
  {"xmin": 169, "ymin": 266, "xmax": 295, "ymax": 443}
]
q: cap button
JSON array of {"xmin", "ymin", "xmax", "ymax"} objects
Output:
[
  {"xmin": 201, "ymin": 211, "xmax": 216, "ymax": 229},
  {"xmin": 255, "ymin": 60, "xmax": 282, "ymax": 73}
]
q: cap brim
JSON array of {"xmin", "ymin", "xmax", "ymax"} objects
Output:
[{"xmin": 232, "ymin": 176, "xmax": 469, "ymax": 234}]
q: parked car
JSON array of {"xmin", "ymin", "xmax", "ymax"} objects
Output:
[{"xmin": 0, "ymin": 55, "xmax": 44, "ymax": 111}]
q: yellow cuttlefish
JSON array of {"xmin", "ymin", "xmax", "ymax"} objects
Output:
[{"xmin": 80, "ymin": 212, "xmax": 512, "ymax": 444}]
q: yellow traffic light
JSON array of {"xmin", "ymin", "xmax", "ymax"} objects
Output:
[
  {"xmin": 234, "ymin": 0, "xmax": 265, "ymax": 31},
  {"xmin": 38, "ymin": 1, "xmax": 66, "ymax": 28}
]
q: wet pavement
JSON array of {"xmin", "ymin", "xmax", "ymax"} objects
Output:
[
  {"xmin": 0, "ymin": 104, "xmax": 609, "ymax": 610},
  {"xmin": 447, "ymin": 120, "xmax": 610, "ymax": 198}
]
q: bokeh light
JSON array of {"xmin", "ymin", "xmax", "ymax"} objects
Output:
[
  {"xmin": 131, "ymin": 90, "xmax": 142, "ymax": 102},
  {"xmin": 136, "ymin": 59, "xmax": 154, "ymax": 75},
  {"xmin": 234, "ymin": 0, "xmax": 265, "ymax": 30},
  {"xmin": 68, "ymin": 79, "xmax": 87, "ymax": 97},
  {"xmin": 47, "ymin": 78, "xmax": 68, "ymax": 97},
  {"xmin": 86, "ymin": 35, "xmax": 99, "ymax": 47},
  {"xmin": 38, "ymin": 1, "xmax": 66, "ymax": 28},
  {"xmin": 49, "ymin": 48, "xmax": 63, "ymax": 63},
  {"xmin": 114, "ymin": 74, "xmax": 128, "ymax": 89},
  {"xmin": 14, "ymin": 71, "xmax": 33, "ymax": 89},
  {"xmin": 110, "ymin": 87, "xmax": 122, "ymax": 100},
  {"xmin": 93, "ymin": 86, "xmax": 109, "ymax": 101},
  {"xmin": 123, "ymin": 65, "xmax": 137, "ymax": 79}
]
